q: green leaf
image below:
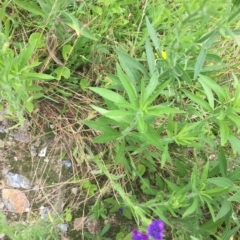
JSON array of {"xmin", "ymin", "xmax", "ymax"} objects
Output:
[
  {"xmin": 175, "ymin": 63, "xmax": 192, "ymax": 85},
  {"xmin": 203, "ymin": 187, "xmax": 230, "ymax": 197},
  {"xmin": 182, "ymin": 89, "xmax": 213, "ymax": 112},
  {"xmin": 218, "ymin": 120, "xmax": 229, "ymax": 146},
  {"xmin": 26, "ymin": 85, "xmax": 42, "ymax": 91},
  {"xmin": 200, "ymin": 218, "xmax": 224, "ymax": 233},
  {"xmin": 24, "ymin": 101, "xmax": 34, "ymax": 113},
  {"xmin": 83, "ymin": 119, "xmax": 115, "ymax": 133},
  {"xmin": 198, "ymin": 74, "xmax": 226, "ymax": 103},
  {"xmin": 182, "ymin": 198, "xmax": 198, "ymax": 218},
  {"xmin": 137, "ymin": 164, "xmax": 146, "ymax": 176},
  {"xmin": 89, "ymin": 87, "xmax": 128, "ymax": 104},
  {"xmin": 99, "ymin": 223, "xmax": 111, "ymax": 237},
  {"xmin": 194, "ymin": 47, "xmax": 207, "ymax": 80},
  {"xmin": 29, "ymin": 32, "xmax": 45, "ymax": 48},
  {"xmin": 228, "ymin": 135, "xmax": 240, "ymax": 155},
  {"xmin": 60, "ymin": 12, "xmax": 96, "ymax": 40},
  {"xmin": 227, "ymin": 168, "xmax": 240, "ymax": 181},
  {"xmin": 146, "ymin": 16, "xmax": 160, "ymax": 50},
  {"xmin": 200, "ymin": 161, "xmax": 209, "ymax": 187},
  {"xmin": 227, "ymin": 113, "xmax": 240, "ymax": 128},
  {"xmin": 115, "ymin": 140, "xmax": 126, "ymax": 166},
  {"xmin": 218, "ymin": 146, "xmax": 227, "ymax": 177},
  {"xmin": 205, "ymin": 53, "xmax": 222, "ymax": 62},
  {"xmin": 228, "ymin": 191, "xmax": 240, "ymax": 201},
  {"xmin": 65, "ymin": 208, "xmax": 72, "ymax": 222},
  {"xmin": 116, "ymin": 48, "xmax": 148, "ymax": 76},
  {"xmin": 18, "ymin": 40, "xmax": 37, "ymax": 69},
  {"xmin": 144, "ymin": 79, "xmax": 171, "ymax": 108},
  {"xmin": 165, "ymin": 180, "xmax": 180, "ymax": 191},
  {"xmin": 198, "ymin": 76, "xmax": 214, "ymax": 109},
  {"xmin": 54, "ymin": 66, "xmax": 70, "ymax": 80},
  {"xmin": 32, "ymin": 93, "xmax": 44, "ymax": 99},
  {"xmin": 91, "ymin": 105, "xmax": 109, "ymax": 115},
  {"xmin": 116, "ymin": 64, "xmax": 138, "ymax": 105},
  {"xmin": 25, "ymin": 73, "xmax": 55, "ymax": 80},
  {"xmin": 13, "ymin": 0, "xmax": 46, "ymax": 17},
  {"xmin": 147, "ymin": 105, "xmax": 184, "ymax": 116},
  {"xmin": 80, "ymin": 79, "xmax": 89, "ymax": 91},
  {"xmin": 137, "ymin": 116, "xmax": 147, "ymax": 133},
  {"xmin": 62, "ymin": 45, "xmax": 72, "ymax": 61},
  {"xmin": 144, "ymin": 71, "xmax": 159, "ymax": 104},
  {"xmin": 93, "ymin": 131, "xmax": 121, "ymax": 143},
  {"xmin": 140, "ymin": 125, "xmax": 164, "ymax": 151},
  {"xmin": 194, "ymin": 31, "xmax": 219, "ymax": 80},
  {"xmin": 161, "ymin": 144, "xmax": 172, "ymax": 168},
  {"xmin": 216, "ymin": 199, "xmax": 231, "ymax": 220},
  {"xmin": 104, "ymin": 110, "xmax": 134, "ymax": 122},
  {"xmin": 175, "ymin": 160, "xmax": 188, "ymax": 177},
  {"xmin": 145, "ymin": 38, "xmax": 155, "ymax": 74},
  {"xmin": 207, "ymin": 177, "xmax": 234, "ymax": 187},
  {"xmin": 205, "ymin": 199, "xmax": 216, "ymax": 222}
]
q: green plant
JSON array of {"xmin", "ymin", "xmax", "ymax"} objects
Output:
[
  {"xmin": 84, "ymin": 5, "xmax": 240, "ymax": 239},
  {"xmin": 0, "ymin": 29, "xmax": 55, "ymax": 127},
  {"xmin": 0, "ymin": 211, "xmax": 61, "ymax": 240}
]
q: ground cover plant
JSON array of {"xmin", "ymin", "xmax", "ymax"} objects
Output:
[{"xmin": 1, "ymin": 0, "xmax": 240, "ymax": 239}]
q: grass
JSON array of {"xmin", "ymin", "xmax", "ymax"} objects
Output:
[{"xmin": 1, "ymin": 0, "xmax": 240, "ymax": 239}]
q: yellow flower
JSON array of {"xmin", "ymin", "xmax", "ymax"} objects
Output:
[{"xmin": 161, "ymin": 50, "xmax": 167, "ymax": 60}]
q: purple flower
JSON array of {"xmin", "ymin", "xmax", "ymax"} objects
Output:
[
  {"xmin": 131, "ymin": 230, "xmax": 149, "ymax": 240},
  {"xmin": 119, "ymin": 207, "xmax": 123, "ymax": 214},
  {"xmin": 147, "ymin": 219, "xmax": 165, "ymax": 240}
]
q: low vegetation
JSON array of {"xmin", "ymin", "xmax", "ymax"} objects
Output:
[{"xmin": 1, "ymin": 0, "xmax": 240, "ymax": 239}]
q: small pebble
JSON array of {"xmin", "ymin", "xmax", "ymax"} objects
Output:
[
  {"xmin": 57, "ymin": 223, "xmax": 68, "ymax": 232},
  {"xmin": 62, "ymin": 159, "xmax": 72, "ymax": 168},
  {"xmin": 0, "ymin": 202, "xmax": 5, "ymax": 209},
  {"xmin": 39, "ymin": 206, "xmax": 51, "ymax": 219},
  {"xmin": 38, "ymin": 146, "xmax": 48, "ymax": 157},
  {"xmin": 2, "ymin": 189, "xmax": 30, "ymax": 213},
  {"xmin": 71, "ymin": 187, "xmax": 78, "ymax": 195},
  {"xmin": 6, "ymin": 172, "xmax": 31, "ymax": 189}
]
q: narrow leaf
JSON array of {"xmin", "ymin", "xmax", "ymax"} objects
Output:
[
  {"xmin": 216, "ymin": 199, "xmax": 231, "ymax": 220},
  {"xmin": 145, "ymin": 79, "xmax": 171, "ymax": 107},
  {"xmin": 146, "ymin": 16, "xmax": 160, "ymax": 50},
  {"xmin": 199, "ymin": 74, "xmax": 226, "ymax": 103},
  {"xmin": 182, "ymin": 89, "xmax": 213, "ymax": 112},
  {"xmin": 116, "ymin": 64, "xmax": 138, "ymax": 105},
  {"xmin": 218, "ymin": 120, "xmax": 229, "ymax": 146},
  {"xmin": 145, "ymin": 38, "xmax": 155, "ymax": 74},
  {"xmin": 200, "ymin": 161, "xmax": 209, "ymax": 186},
  {"xmin": 228, "ymin": 135, "xmax": 240, "ymax": 155},
  {"xmin": 144, "ymin": 71, "xmax": 159, "ymax": 103},
  {"xmin": 228, "ymin": 191, "xmax": 240, "ymax": 201},
  {"xmin": 182, "ymin": 198, "xmax": 198, "ymax": 218},
  {"xmin": 194, "ymin": 47, "xmax": 207, "ymax": 80},
  {"xmin": 26, "ymin": 73, "xmax": 55, "ymax": 80},
  {"xmin": 13, "ymin": 0, "xmax": 46, "ymax": 17},
  {"xmin": 147, "ymin": 105, "xmax": 184, "ymax": 116},
  {"xmin": 227, "ymin": 113, "xmax": 240, "ymax": 128},
  {"xmin": 93, "ymin": 131, "xmax": 121, "ymax": 143},
  {"xmin": 89, "ymin": 87, "xmax": 128, "ymax": 104},
  {"xmin": 218, "ymin": 146, "xmax": 228, "ymax": 177}
]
